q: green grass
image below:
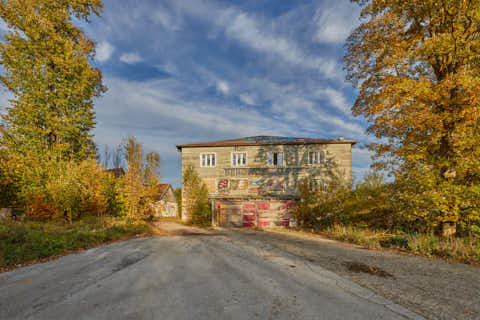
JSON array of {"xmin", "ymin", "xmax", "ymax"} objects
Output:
[
  {"xmin": 313, "ymin": 224, "xmax": 480, "ymax": 265},
  {"xmin": 407, "ymin": 233, "xmax": 480, "ymax": 263},
  {"xmin": 0, "ymin": 217, "xmax": 153, "ymax": 269}
]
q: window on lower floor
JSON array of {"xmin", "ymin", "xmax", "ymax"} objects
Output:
[{"xmin": 201, "ymin": 153, "xmax": 216, "ymax": 167}]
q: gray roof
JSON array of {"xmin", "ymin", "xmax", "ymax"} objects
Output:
[{"xmin": 177, "ymin": 136, "xmax": 356, "ymax": 150}]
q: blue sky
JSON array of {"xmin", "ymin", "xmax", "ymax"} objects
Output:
[{"xmin": 1, "ymin": 0, "xmax": 376, "ymax": 188}]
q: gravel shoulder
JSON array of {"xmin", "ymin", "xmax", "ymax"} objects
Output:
[{"xmin": 226, "ymin": 228, "xmax": 480, "ymax": 320}]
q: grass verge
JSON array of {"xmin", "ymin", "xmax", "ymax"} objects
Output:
[
  {"xmin": 284, "ymin": 224, "xmax": 480, "ymax": 265},
  {"xmin": 0, "ymin": 217, "xmax": 154, "ymax": 271}
]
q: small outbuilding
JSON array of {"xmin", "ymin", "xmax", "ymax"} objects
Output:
[{"xmin": 154, "ymin": 184, "xmax": 178, "ymax": 217}]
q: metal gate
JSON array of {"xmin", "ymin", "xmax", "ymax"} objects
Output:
[{"xmin": 212, "ymin": 199, "xmax": 296, "ymax": 228}]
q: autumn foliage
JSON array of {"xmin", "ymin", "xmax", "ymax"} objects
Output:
[
  {"xmin": 344, "ymin": 0, "xmax": 480, "ymax": 233},
  {"xmin": 0, "ymin": 2, "xmax": 162, "ymax": 224},
  {"xmin": 0, "ymin": 0, "xmax": 105, "ymax": 160}
]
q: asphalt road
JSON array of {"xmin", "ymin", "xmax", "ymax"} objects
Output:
[{"xmin": 0, "ymin": 224, "xmax": 423, "ymax": 320}]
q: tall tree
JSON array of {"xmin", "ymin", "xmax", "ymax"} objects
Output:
[
  {"xmin": 345, "ymin": 1, "xmax": 480, "ymax": 231},
  {"xmin": 122, "ymin": 136, "xmax": 161, "ymax": 218},
  {"xmin": 0, "ymin": 0, "xmax": 106, "ymax": 160}
]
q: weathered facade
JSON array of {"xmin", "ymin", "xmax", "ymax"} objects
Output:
[
  {"xmin": 153, "ymin": 184, "xmax": 178, "ymax": 218},
  {"xmin": 177, "ymin": 136, "xmax": 356, "ymax": 227}
]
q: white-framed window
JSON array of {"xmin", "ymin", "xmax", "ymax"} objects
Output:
[
  {"xmin": 200, "ymin": 153, "xmax": 216, "ymax": 167},
  {"xmin": 231, "ymin": 152, "xmax": 247, "ymax": 166},
  {"xmin": 308, "ymin": 151, "xmax": 326, "ymax": 165},
  {"xmin": 267, "ymin": 152, "xmax": 284, "ymax": 166}
]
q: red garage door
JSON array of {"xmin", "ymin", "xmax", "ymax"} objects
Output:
[{"xmin": 214, "ymin": 199, "xmax": 296, "ymax": 228}]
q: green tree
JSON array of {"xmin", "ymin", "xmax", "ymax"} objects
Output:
[
  {"xmin": 182, "ymin": 165, "xmax": 210, "ymax": 225},
  {"xmin": 345, "ymin": 0, "xmax": 480, "ymax": 233},
  {"xmin": 0, "ymin": 0, "xmax": 106, "ymax": 160},
  {"xmin": 173, "ymin": 187, "xmax": 182, "ymax": 218},
  {"xmin": 191, "ymin": 184, "xmax": 211, "ymax": 226}
]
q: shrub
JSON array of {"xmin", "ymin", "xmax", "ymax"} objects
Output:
[
  {"xmin": 183, "ymin": 165, "xmax": 211, "ymax": 225},
  {"xmin": 2, "ymin": 155, "xmax": 125, "ymax": 222},
  {"xmin": 190, "ymin": 184, "xmax": 211, "ymax": 226},
  {"xmin": 28, "ymin": 195, "xmax": 56, "ymax": 220}
]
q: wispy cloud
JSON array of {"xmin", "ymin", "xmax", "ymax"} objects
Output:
[
  {"xmin": 218, "ymin": 10, "xmax": 340, "ymax": 79},
  {"xmin": 313, "ymin": 2, "xmax": 361, "ymax": 44},
  {"xmin": 152, "ymin": 9, "xmax": 182, "ymax": 31},
  {"xmin": 82, "ymin": 0, "xmax": 372, "ymax": 186},
  {"xmin": 119, "ymin": 52, "xmax": 143, "ymax": 64},
  {"xmin": 316, "ymin": 87, "xmax": 352, "ymax": 116},
  {"xmin": 239, "ymin": 93, "xmax": 256, "ymax": 106}
]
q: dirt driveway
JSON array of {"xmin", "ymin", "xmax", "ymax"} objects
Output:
[{"xmin": 0, "ymin": 221, "xmax": 478, "ymax": 320}]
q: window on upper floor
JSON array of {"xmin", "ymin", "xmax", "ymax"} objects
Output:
[
  {"xmin": 308, "ymin": 151, "xmax": 326, "ymax": 165},
  {"xmin": 200, "ymin": 153, "xmax": 216, "ymax": 167},
  {"xmin": 267, "ymin": 152, "xmax": 284, "ymax": 166},
  {"xmin": 232, "ymin": 152, "xmax": 247, "ymax": 166}
]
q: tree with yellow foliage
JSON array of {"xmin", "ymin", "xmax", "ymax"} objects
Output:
[
  {"xmin": 0, "ymin": 0, "xmax": 105, "ymax": 160},
  {"xmin": 345, "ymin": 0, "xmax": 480, "ymax": 233},
  {"xmin": 122, "ymin": 136, "xmax": 161, "ymax": 220}
]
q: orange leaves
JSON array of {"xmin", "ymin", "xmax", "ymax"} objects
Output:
[
  {"xmin": 27, "ymin": 194, "xmax": 55, "ymax": 220},
  {"xmin": 346, "ymin": 0, "xmax": 480, "ymax": 228}
]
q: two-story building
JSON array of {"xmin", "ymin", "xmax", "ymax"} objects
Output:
[{"xmin": 177, "ymin": 136, "xmax": 356, "ymax": 228}]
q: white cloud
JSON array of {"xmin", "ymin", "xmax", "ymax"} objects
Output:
[
  {"xmin": 239, "ymin": 93, "xmax": 256, "ymax": 106},
  {"xmin": 0, "ymin": 88, "xmax": 13, "ymax": 116},
  {"xmin": 219, "ymin": 11, "xmax": 339, "ymax": 79},
  {"xmin": 0, "ymin": 19, "xmax": 8, "ymax": 33},
  {"xmin": 313, "ymin": 4, "xmax": 360, "ymax": 44},
  {"xmin": 96, "ymin": 41, "xmax": 114, "ymax": 63},
  {"xmin": 316, "ymin": 87, "xmax": 352, "ymax": 116},
  {"xmin": 351, "ymin": 148, "xmax": 376, "ymax": 181},
  {"xmin": 216, "ymin": 80, "xmax": 230, "ymax": 95},
  {"xmin": 119, "ymin": 52, "xmax": 143, "ymax": 64},
  {"xmin": 352, "ymin": 147, "xmax": 374, "ymax": 163},
  {"xmin": 166, "ymin": 2, "xmax": 342, "ymax": 80},
  {"xmin": 241, "ymin": 77, "xmax": 364, "ymax": 136},
  {"xmin": 94, "ymin": 77, "xmax": 293, "ymax": 148},
  {"xmin": 152, "ymin": 9, "xmax": 182, "ymax": 31}
]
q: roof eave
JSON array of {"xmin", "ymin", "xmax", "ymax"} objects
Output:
[{"xmin": 176, "ymin": 140, "xmax": 357, "ymax": 150}]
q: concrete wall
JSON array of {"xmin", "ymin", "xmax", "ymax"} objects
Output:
[
  {"xmin": 181, "ymin": 143, "xmax": 352, "ymax": 196},
  {"xmin": 180, "ymin": 143, "xmax": 353, "ymax": 222}
]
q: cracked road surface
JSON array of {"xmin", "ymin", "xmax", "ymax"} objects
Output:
[{"xmin": 0, "ymin": 223, "xmax": 456, "ymax": 319}]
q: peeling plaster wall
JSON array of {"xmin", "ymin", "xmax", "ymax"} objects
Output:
[{"xmin": 180, "ymin": 143, "xmax": 353, "ymax": 224}]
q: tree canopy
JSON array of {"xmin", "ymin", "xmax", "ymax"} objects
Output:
[
  {"xmin": 345, "ymin": 0, "xmax": 480, "ymax": 229},
  {"xmin": 0, "ymin": 0, "xmax": 106, "ymax": 160}
]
